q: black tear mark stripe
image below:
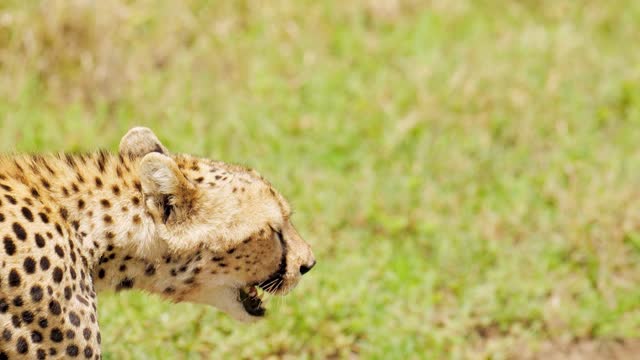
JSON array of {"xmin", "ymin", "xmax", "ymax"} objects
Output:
[{"xmin": 258, "ymin": 230, "xmax": 288, "ymax": 292}]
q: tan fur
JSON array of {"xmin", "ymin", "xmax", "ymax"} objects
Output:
[{"xmin": 0, "ymin": 127, "xmax": 315, "ymax": 358}]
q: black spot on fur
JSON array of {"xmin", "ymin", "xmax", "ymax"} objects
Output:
[
  {"xmin": 116, "ymin": 278, "xmax": 134, "ymax": 291},
  {"xmin": 54, "ymin": 245, "xmax": 64, "ymax": 258},
  {"xmin": 60, "ymin": 207, "xmax": 69, "ymax": 220},
  {"xmin": 48, "ymin": 300, "xmax": 61, "ymax": 315},
  {"xmin": 16, "ymin": 336, "xmax": 28, "ymax": 354},
  {"xmin": 40, "ymin": 256, "xmax": 50, "ymax": 270},
  {"xmin": 84, "ymin": 346, "xmax": 94, "ymax": 358},
  {"xmin": 96, "ymin": 153, "xmax": 107, "ymax": 174},
  {"xmin": 66, "ymin": 329, "xmax": 76, "ymax": 339},
  {"xmin": 0, "ymin": 299, "xmax": 9, "ymax": 313},
  {"xmin": 30, "ymin": 285, "xmax": 44, "ymax": 302},
  {"xmin": 38, "ymin": 317, "xmax": 48, "ymax": 328},
  {"xmin": 3, "ymin": 236, "xmax": 16, "ymax": 255},
  {"xmin": 55, "ymin": 223, "xmax": 63, "ymax": 236},
  {"xmin": 31, "ymin": 330, "xmax": 43, "ymax": 343},
  {"xmin": 145, "ymin": 264, "xmax": 156, "ymax": 276},
  {"xmin": 50, "ymin": 328, "xmax": 63, "ymax": 342},
  {"xmin": 68, "ymin": 312, "xmax": 81, "ymax": 326},
  {"xmin": 23, "ymin": 257, "xmax": 36, "ymax": 274},
  {"xmin": 21, "ymin": 310, "xmax": 34, "ymax": 324},
  {"xmin": 12, "ymin": 222, "xmax": 27, "ymax": 241},
  {"xmin": 8, "ymin": 269, "xmax": 21, "ymax": 287},
  {"xmin": 21, "ymin": 207, "xmax": 33, "ymax": 222},
  {"xmin": 52, "ymin": 267, "xmax": 63, "ymax": 283},
  {"xmin": 35, "ymin": 233, "xmax": 46, "ymax": 248}
]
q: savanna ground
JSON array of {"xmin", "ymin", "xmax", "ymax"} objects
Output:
[{"xmin": 1, "ymin": 1, "xmax": 640, "ymax": 359}]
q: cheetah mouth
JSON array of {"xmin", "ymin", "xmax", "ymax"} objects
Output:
[
  {"xmin": 239, "ymin": 278, "xmax": 286, "ymax": 317},
  {"xmin": 239, "ymin": 286, "xmax": 266, "ymax": 317}
]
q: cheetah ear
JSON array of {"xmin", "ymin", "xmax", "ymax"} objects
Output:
[
  {"xmin": 119, "ymin": 127, "xmax": 169, "ymax": 158},
  {"xmin": 139, "ymin": 153, "xmax": 193, "ymax": 197}
]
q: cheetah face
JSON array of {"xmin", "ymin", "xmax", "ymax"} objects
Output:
[{"xmin": 122, "ymin": 127, "xmax": 315, "ymax": 321}]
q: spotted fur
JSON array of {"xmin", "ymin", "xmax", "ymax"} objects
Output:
[{"xmin": 0, "ymin": 127, "xmax": 315, "ymax": 359}]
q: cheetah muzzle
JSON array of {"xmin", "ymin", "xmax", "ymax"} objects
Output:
[{"xmin": 239, "ymin": 228, "xmax": 290, "ymax": 317}]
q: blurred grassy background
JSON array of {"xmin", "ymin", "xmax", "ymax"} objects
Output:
[{"xmin": 1, "ymin": 0, "xmax": 640, "ymax": 359}]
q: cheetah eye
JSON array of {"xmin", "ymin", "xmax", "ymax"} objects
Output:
[{"xmin": 162, "ymin": 196, "xmax": 173, "ymax": 224}]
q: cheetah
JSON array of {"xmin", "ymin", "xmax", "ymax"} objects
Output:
[{"xmin": 0, "ymin": 127, "xmax": 316, "ymax": 359}]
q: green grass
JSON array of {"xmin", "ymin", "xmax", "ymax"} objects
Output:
[{"xmin": 1, "ymin": 1, "xmax": 640, "ymax": 358}]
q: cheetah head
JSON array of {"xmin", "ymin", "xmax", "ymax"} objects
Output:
[{"xmin": 120, "ymin": 127, "xmax": 315, "ymax": 322}]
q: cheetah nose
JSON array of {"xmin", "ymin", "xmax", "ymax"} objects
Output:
[{"xmin": 299, "ymin": 260, "xmax": 316, "ymax": 275}]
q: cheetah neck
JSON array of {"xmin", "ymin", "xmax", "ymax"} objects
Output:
[{"xmin": 5, "ymin": 153, "xmax": 169, "ymax": 292}]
